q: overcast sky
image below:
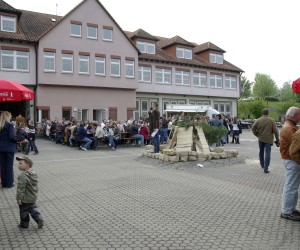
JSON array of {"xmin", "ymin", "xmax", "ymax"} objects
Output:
[{"xmin": 5, "ymin": 0, "xmax": 300, "ymax": 88}]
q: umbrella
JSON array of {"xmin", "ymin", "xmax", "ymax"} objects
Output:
[
  {"xmin": 292, "ymin": 78, "xmax": 300, "ymax": 94},
  {"xmin": 0, "ymin": 79, "xmax": 34, "ymax": 102}
]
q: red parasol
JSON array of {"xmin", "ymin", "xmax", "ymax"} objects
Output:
[
  {"xmin": 292, "ymin": 78, "xmax": 300, "ymax": 94},
  {"xmin": 0, "ymin": 79, "xmax": 35, "ymax": 102}
]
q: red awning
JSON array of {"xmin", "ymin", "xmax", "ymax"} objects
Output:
[{"xmin": 0, "ymin": 79, "xmax": 35, "ymax": 102}]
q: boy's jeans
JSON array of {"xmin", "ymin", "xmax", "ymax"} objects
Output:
[
  {"xmin": 282, "ymin": 160, "xmax": 300, "ymax": 214},
  {"xmin": 19, "ymin": 203, "xmax": 43, "ymax": 228},
  {"xmin": 25, "ymin": 140, "xmax": 38, "ymax": 154}
]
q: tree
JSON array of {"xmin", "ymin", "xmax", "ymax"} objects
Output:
[
  {"xmin": 240, "ymin": 75, "xmax": 253, "ymax": 99},
  {"xmin": 278, "ymin": 81, "xmax": 297, "ymax": 102},
  {"xmin": 253, "ymin": 73, "xmax": 277, "ymax": 100}
]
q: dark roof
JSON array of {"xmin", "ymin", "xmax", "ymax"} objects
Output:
[
  {"xmin": 158, "ymin": 35, "xmax": 196, "ymax": 49},
  {"xmin": 128, "ymin": 28, "xmax": 159, "ymax": 42},
  {"xmin": 0, "ymin": 10, "xmax": 61, "ymax": 42},
  {"xmin": 193, "ymin": 42, "xmax": 226, "ymax": 54},
  {"xmin": 0, "ymin": 0, "xmax": 21, "ymax": 16}
]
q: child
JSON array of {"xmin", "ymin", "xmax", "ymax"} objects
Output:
[
  {"xmin": 24, "ymin": 120, "xmax": 39, "ymax": 155},
  {"xmin": 16, "ymin": 156, "xmax": 44, "ymax": 229}
]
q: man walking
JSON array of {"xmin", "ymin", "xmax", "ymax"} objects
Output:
[
  {"xmin": 149, "ymin": 101, "xmax": 160, "ymax": 153},
  {"xmin": 252, "ymin": 108, "xmax": 279, "ymax": 173},
  {"xmin": 280, "ymin": 107, "xmax": 300, "ymax": 221}
]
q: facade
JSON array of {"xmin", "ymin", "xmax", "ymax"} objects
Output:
[{"xmin": 0, "ymin": 0, "xmax": 243, "ymax": 122}]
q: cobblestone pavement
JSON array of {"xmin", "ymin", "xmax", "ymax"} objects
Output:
[{"xmin": 1, "ymin": 130, "xmax": 300, "ymax": 250}]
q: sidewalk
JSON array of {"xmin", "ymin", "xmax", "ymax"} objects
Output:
[{"xmin": 1, "ymin": 136, "xmax": 300, "ymax": 249}]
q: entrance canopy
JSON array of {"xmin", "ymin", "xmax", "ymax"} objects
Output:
[
  {"xmin": 165, "ymin": 104, "xmax": 220, "ymax": 118},
  {"xmin": 0, "ymin": 79, "xmax": 34, "ymax": 102}
]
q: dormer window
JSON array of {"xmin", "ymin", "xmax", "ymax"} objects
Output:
[
  {"xmin": 209, "ymin": 53, "xmax": 223, "ymax": 64},
  {"xmin": 1, "ymin": 16, "xmax": 16, "ymax": 33},
  {"xmin": 176, "ymin": 47, "xmax": 192, "ymax": 60},
  {"xmin": 136, "ymin": 41, "xmax": 155, "ymax": 54}
]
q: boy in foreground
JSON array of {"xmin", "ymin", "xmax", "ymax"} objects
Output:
[{"xmin": 16, "ymin": 156, "xmax": 44, "ymax": 228}]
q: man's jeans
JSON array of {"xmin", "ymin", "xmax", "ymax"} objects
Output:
[
  {"xmin": 160, "ymin": 128, "xmax": 168, "ymax": 143},
  {"xmin": 153, "ymin": 132, "xmax": 160, "ymax": 153},
  {"xmin": 282, "ymin": 160, "xmax": 300, "ymax": 214},
  {"xmin": 82, "ymin": 137, "xmax": 92, "ymax": 149},
  {"xmin": 258, "ymin": 140, "xmax": 272, "ymax": 171},
  {"xmin": 131, "ymin": 134, "xmax": 144, "ymax": 146}
]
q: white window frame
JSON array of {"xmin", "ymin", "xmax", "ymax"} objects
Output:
[
  {"xmin": 193, "ymin": 72, "xmax": 207, "ymax": 87},
  {"xmin": 125, "ymin": 60, "xmax": 135, "ymax": 78},
  {"xmin": 79, "ymin": 55, "xmax": 89, "ymax": 75},
  {"xmin": 210, "ymin": 74, "xmax": 223, "ymax": 88},
  {"xmin": 176, "ymin": 47, "xmax": 192, "ymax": 59},
  {"xmin": 1, "ymin": 49, "xmax": 29, "ymax": 71},
  {"xmin": 155, "ymin": 68, "xmax": 172, "ymax": 84},
  {"xmin": 103, "ymin": 28, "xmax": 113, "ymax": 41},
  {"xmin": 1, "ymin": 16, "xmax": 16, "ymax": 32},
  {"xmin": 210, "ymin": 53, "xmax": 223, "ymax": 64},
  {"xmin": 43, "ymin": 52, "xmax": 55, "ymax": 72},
  {"xmin": 175, "ymin": 70, "xmax": 190, "ymax": 85},
  {"xmin": 87, "ymin": 26, "xmax": 97, "ymax": 39},
  {"xmin": 95, "ymin": 57, "xmax": 106, "ymax": 76},
  {"xmin": 61, "ymin": 54, "xmax": 73, "ymax": 73},
  {"xmin": 225, "ymin": 76, "xmax": 237, "ymax": 89},
  {"xmin": 138, "ymin": 66, "xmax": 151, "ymax": 83},
  {"xmin": 136, "ymin": 41, "xmax": 155, "ymax": 54},
  {"xmin": 70, "ymin": 23, "xmax": 81, "ymax": 37},
  {"xmin": 110, "ymin": 58, "xmax": 120, "ymax": 77}
]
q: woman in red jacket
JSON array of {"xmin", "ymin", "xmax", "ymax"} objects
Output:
[{"xmin": 139, "ymin": 122, "xmax": 150, "ymax": 145}]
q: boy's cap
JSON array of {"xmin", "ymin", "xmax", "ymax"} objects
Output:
[{"xmin": 16, "ymin": 156, "xmax": 33, "ymax": 168}]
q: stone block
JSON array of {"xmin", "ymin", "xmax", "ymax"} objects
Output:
[
  {"xmin": 163, "ymin": 155, "xmax": 169, "ymax": 162},
  {"xmin": 169, "ymin": 155, "xmax": 179, "ymax": 163},
  {"xmin": 163, "ymin": 149, "xmax": 176, "ymax": 156},
  {"xmin": 188, "ymin": 156, "xmax": 197, "ymax": 161},
  {"xmin": 159, "ymin": 154, "xmax": 164, "ymax": 160},
  {"xmin": 210, "ymin": 148, "xmax": 224, "ymax": 153},
  {"xmin": 145, "ymin": 145, "xmax": 153, "ymax": 151},
  {"xmin": 210, "ymin": 152, "xmax": 220, "ymax": 159},
  {"xmin": 225, "ymin": 150, "xmax": 239, "ymax": 158},
  {"xmin": 220, "ymin": 152, "xmax": 227, "ymax": 159},
  {"xmin": 189, "ymin": 151, "xmax": 198, "ymax": 156},
  {"xmin": 180, "ymin": 156, "xmax": 188, "ymax": 162}
]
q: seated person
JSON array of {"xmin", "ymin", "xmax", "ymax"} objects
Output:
[
  {"xmin": 112, "ymin": 122, "xmax": 120, "ymax": 149},
  {"xmin": 130, "ymin": 120, "xmax": 144, "ymax": 147},
  {"xmin": 77, "ymin": 122, "xmax": 92, "ymax": 151},
  {"xmin": 103, "ymin": 122, "xmax": 116, "ymax": 151},
  {"xmin": 93, "ymin": 122, "xmax": 104, "ymax": 150},
  {"xmin": 139, "ymin": 122, "xmax": 150, "ymax": 145}
]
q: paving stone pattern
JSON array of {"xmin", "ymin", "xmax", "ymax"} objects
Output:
[{"xmin": 1, "ymin": 133, "xmax": 300, "ymax": 249}]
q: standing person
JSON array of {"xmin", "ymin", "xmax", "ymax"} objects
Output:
[
  {"xmin": 279, "ymin": 107, "xmax": 300, "ymax": 221},
  {"xmin": 16, "ymin": 156, "xmax": 44, "ymax": 228},
  {"xmin": 0, "ymin": 111, "xmax": 17, "ymax": 188},
  {"xmin": 149, "ymin": 101, "xmax": 160, "ymax": 153},
  {"xmin": 160, "ymin": 114, "xmax": 169, "ymax": 144},
  {"xmin": 231, "ymin": 117, "xmax": 241, "ymax": 144},
  {"xmin": 252, "ymin": 108, "xmax": 279, "ymax": 173},
  {"xmin": 24, "ymin": 120, "xmax": 39, "ymax": 155}
]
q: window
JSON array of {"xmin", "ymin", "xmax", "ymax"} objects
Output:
[
  {"xmin": 1, "ymin": 50, "xmax": 29, "ymax": 71},
  {"xmin": 79, "ymin": 55, "xmax": 89, "ymax": 74},
  {"xmin": 220, "ymin": 104, "xmax": 225, "ymax": 113},
  {"xmin": 70, "ymin": 23, "xmax": 81, "ymax": 37},
  {"xmin": 175, "ymin": 70, "xmax": 190, "ymax": 85},
  {"xmin": 110, "ymin": 58, "xmax": 120, "ymax": 76},
  {"xmin": 138, "ymin": 66, "xmax": 151, "ymax": 83},
  {"xmin": 62, "ymin": 109, "xmax": 71, "ymax": 120},
  {"xmin": 87, "ymin": 26, "xmax": 97, "ymax": 39},
  {"xmin": 103, "ymin": 28, "xmax": 113, "ymax": 41},
  {"xmin": 95, "ymin": 57, "xmax": 105, "ymax": 75},
  {"xmin": 210, "ymin": 74, "xmax": 222, "ymax": 88},
  {"xmin": 226, "ymin": 104, "xmax": 231, "ymax": 113},
  {"xmin": 61, "ymin": 54, "xmax": 73, "ymax": 73},
  {"xmin": 44, "ymin": 52, "xmax": 55, "ymax": 72},
  {"xmin": 209, "ymin": 53, "xmax": 223, "ymax": 64},
  {"xmin": 176, "ymin": 47, "xmax": 192, "ymax": 59},
  {"xmin": 136, "ymin": 41, "xmax": 155, "ymax": 54},
  {"xmin": 214, "ymin": 104, "xmax": 219, "ymax": 111},
  {"xmin": 125, "ymin": 60, "xmax": 135, "ymax": 78},
  {"xmin": 225, "ymin": 76, "xmax": 237, "ymax": 89},
  {"xmin": 193, "ymin": 72, "xmax": 207, "ymax": 87},
  {"xmin": 1, "ymin": 16, "xmax": 16, "ymax": 32},
  {"xmin": 155, "ymin": 68, "xmax": 171, "ymax": 84}
]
